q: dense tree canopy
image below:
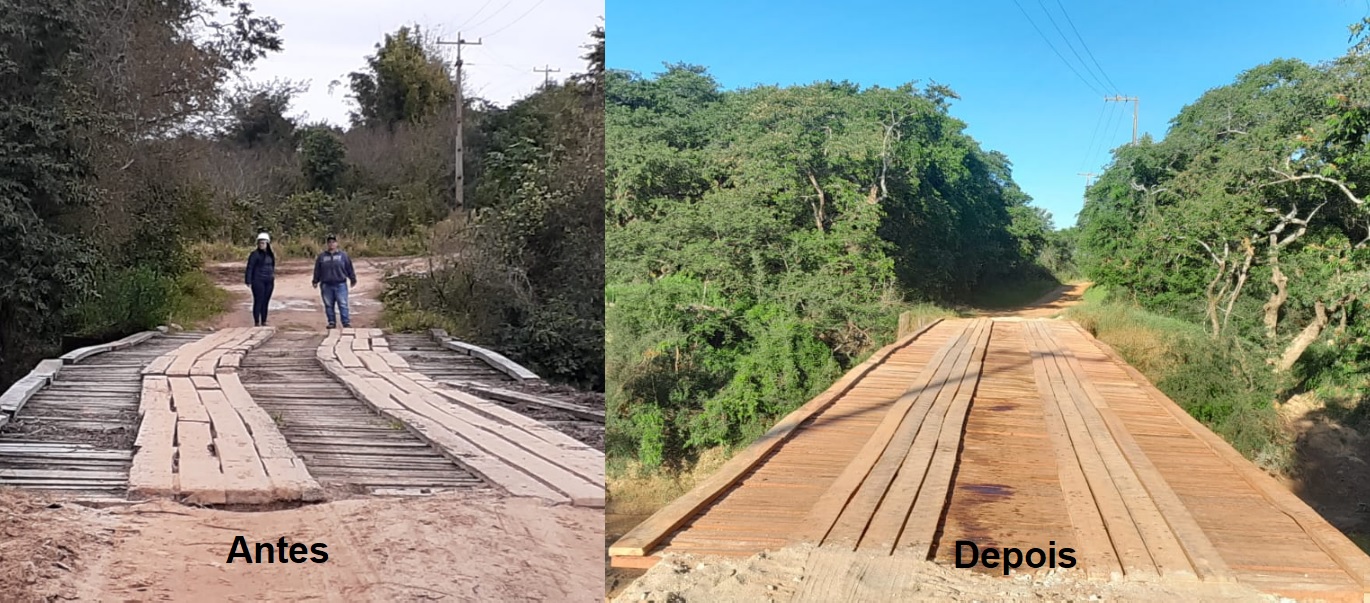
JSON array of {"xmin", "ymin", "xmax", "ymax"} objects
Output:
[{"xmin": 606, "ymin": 66, "xmax": 1055, "ymax": 466}]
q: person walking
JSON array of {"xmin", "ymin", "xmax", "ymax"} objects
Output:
[
  {"xmin": 312, "ymin": 234, "xmax": 357, "ymax": 329},
  {"xmin": 244, "ymin": 232, "xmax": 277, "ymax": 327}
]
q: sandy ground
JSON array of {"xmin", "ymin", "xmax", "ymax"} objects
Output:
[
  {"xmin": 4, "ymin": 488, "xmax": 603, "ymax": 602},
  {"xmin": 208, "ymin": 256, "xmax": 426, "ymax": 330},
  {"xmin": 976, "ymin": 282, "xmax": 1092, "ymax": 319},
  {"xmin": 613, "ymin": 545, "xmax": 1276, "ymax": 603}
]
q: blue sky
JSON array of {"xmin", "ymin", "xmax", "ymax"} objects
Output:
[{"xmin": 608, "ymin": 0, "xmax": 1368, "ymax": 228}]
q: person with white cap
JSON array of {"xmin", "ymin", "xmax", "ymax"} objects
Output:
[{"xmin": 244, "ymin": 232, "xmax": 277, "ymax": 327}]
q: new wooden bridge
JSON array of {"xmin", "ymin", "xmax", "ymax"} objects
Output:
[
  {"xmin": 609, "ymin": 318, "xmax": 1370, "ymax": 602},
  {"xmin": 0, "ymin": 327, "xmax": 604, "ymax": 507}
]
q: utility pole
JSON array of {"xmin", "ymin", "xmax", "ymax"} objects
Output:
[
  {"xmin": 1105, "ymin": 95, "xmax": 1139, "ymax": 145},
  {"xmin": 533, "ymin": 65, "xmax": 561, "ymax": 87},
  {"xmin": 1078, "ymin": 172, "xmax": 1098, "ymax": 188},
  {"xmin": 437, "ymin": 32, "xmax": 482, "ymax": 209}
]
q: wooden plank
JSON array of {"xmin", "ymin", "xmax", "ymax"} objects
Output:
[
  {"xmin": 468, "ymin": 346, "xmax": 540, "ymax": 382},
  {"xmin": 1072, "ymin": 322, "xmax": 1370, "ymax": 590},
  {"xmin": 336, "ymin": 339, "xmax": 364, "ymax": 369},
  {"xmin": 611, "ymin": 319, "xmax": 945, "ymax": 558},
  {"xmin": 829, "ymin": 320, "xmax": 979, "ymax": 550},
  {"xmin": 352, "ymin": 336, "xmax": 370, "ymax": 352},
  {"xmin": 442, "ymin": 340, "xmax": 479, "ymax": 355},
  {"xmin": 897, "ymin": 318, "xmax": 994, "ymax": 556},
  {"xmin": 373, "ymin": 374, "xmax": 602, "ymax": 505},
  {"xmin": 60, "ymin": 343, "xmax": 113, "ymax": 364},
  {"xmin": 386, "ymin": 407, "xmax": 566, "ymax": 503},
  {"xmin": 381, "ymin": 351, "xmax": 409, "ymax": 369},
  {"xmin": 166, "ymin": 331, "xmax": 230, "ymax": 376},
  {"xmin": 139, "ymin": 376, "xmax": 172, "ymax": 416},
  {"xmin": 797, "ymin": 321, "xmax": 970, "ymax": 548},
  {"xmin": 168, "ymin": 377, "xmax": 209, "ymax": 423},
  {"xmin": 1024, "ymin": 322, "xmax": 1122, "ymax": 580},
  {"xmin": 198, "ymin": 389, "xmax": 273, "ymax": 504},
  {"xmin": 176, "ymin": 420, "xmax": 225, "ymax": 504},
  {"xmin": 128, "ymin": 408, "xmax": 176, "ymax": 497},
  {"xmin": 32, "ymin": 359, "xmax": 64, "ymax": 383},
  {"xmin": 0, "ymin": 375, "xmax": 47, "ymax": 415},
  {"xmin": 1051, "ymin": 329, "xmax": 1228, "ymax": 582},
  {"xmin": 444, "ymin": 382, "xmax": 604, "ymax": 423},
  {"xmin": 431, "ymin": 387, "xmax": 603, "ymax": 451},
  {"xmin": 385, "ymin": 374, "xmax": 603, "ymax": 484},
  {"xmin": 192, "ymin": 376, "xmax": 219, "ymax": 390},
  {"xmin": 110, "ymin": 331, "xmax": 156, "ymax": 350},
  {"xmin": 141, "ymin": 355, "xmax": 174, "ymax": 376}
]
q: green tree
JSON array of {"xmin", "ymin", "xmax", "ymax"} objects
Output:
[
  {"xmin": 298, "ymin": 125, "xmax": 348, "ymax": 193},
  {"xmin": 347, "ymin": 25, "xmax": 455, "ymax": 129}
]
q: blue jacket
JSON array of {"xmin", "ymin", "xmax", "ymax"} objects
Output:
[
  {"xmin": 245, "ymin": 248, "xmax": 276, "ymax": 284},
  {"xmin": 313, "ymin": 250, "xmax": 356, "ymax": 285}
]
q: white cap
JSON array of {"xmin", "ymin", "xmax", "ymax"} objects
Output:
[{"xmin": 257, "ymin": 232, "xmax": 270, "ymax": 243}]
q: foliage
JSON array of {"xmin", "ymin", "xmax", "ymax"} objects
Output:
[
  {"xmin": 298, "ymin": 126, "xmax": 348, "ymax": 193},
  {"xmin": 606, "ymin": 65, "xmax": 1052, "ymax": 467},
  {"xmin": 347, "ymin": 25, "xmax": 455, "ymax": 130}
]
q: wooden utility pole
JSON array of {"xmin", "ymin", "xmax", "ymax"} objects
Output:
[
  {"xmin": 533, "ymin": 65, "xmax": 561, "ymax": 87},
  {"xmin": 437, "ymin": 33, "xmax": 482, "ymax": 209},
  {"xmin": 1105, "ymin": 95, "xmax": 1139, "ymax": 144}
]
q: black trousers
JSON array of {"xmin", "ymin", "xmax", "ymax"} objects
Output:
[{"xmin": 250, "ymin": 280, "xmax": 275, "ymax": 325}]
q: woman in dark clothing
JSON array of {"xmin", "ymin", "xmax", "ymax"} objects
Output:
[{"xmin": 244, "ymin": 232, "xmax": 277, "ymax": 326}]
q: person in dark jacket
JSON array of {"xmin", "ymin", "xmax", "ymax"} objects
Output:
[
  {"xmin": 244, "ymin": 232, "xmax": 277, "ymax": 327},
  {"xmin": 311, "ymin": 234, "xmax": 357, "ymax": 329}
]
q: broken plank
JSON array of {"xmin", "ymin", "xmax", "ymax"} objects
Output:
[{"xmin": 444, "ymin": 382, "xmax": 604, "ymax": 423}]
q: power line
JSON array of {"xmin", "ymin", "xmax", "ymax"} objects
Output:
[
  {"xmin": 467, "ymin": 0, "xmax": 513, "ymax": 31},
  {"xmin": 1035, "ymin": 0, "xmax": 1112, "ymax": 94},
  {"xmin": 1010, "ymin": 0, "xmax": 1104, "ymax": 96},
  {"xmin": 1105, "ymin": 94, "xmax": 1139, "ymax": 145},
  {"xmin": 482, "ymin": 0, "xmax": 548, "ymax": 39},
  {"xmin": 1080, "ymin": 101, "xmax": 1108, "ymax": 171},
  {"xmin": 1053, "ymin": 0, "xmax": 1121, "ymax": 94},
  {"xmin": 455, "ymin": 0, "xmax": 496, "ymax": 31}
]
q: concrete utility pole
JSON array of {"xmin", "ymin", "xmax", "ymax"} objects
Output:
[
  {"xmin": 437, "ymin": 33, "xmax": 482, "ymax": 209},
  {"xmin": 1105, "ymin": 95, "xmax": 1139, "ymax": 145},
  {"xmin": 1078, "ymin": 172, "xmax": 1098, "ymax": 188},
  {"xmin": 533, "ymin": 65, "xmax": 561, "ymax": 87}
]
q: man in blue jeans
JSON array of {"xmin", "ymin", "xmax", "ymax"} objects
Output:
[{"xmin": 311, "ymin": 234, "xmax": 357, "ymax": 329}]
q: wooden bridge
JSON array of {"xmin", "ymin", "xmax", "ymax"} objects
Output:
[
  {"xmin": 609, "ymin": 318, "xmax": 1370, "ymax": 602},
  {"xmin": 0, "ymin": 327, "xmax": 604, "ymax": 507}
]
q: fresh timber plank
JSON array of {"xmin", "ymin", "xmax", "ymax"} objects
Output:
[
  {"xmin": 1073, "ymin": 322, "xmax": 1370, "ymax": 590},
  {"xmin": 797, "ymin": 320, "xmax": 969, "ymax": 548},
  {"xmin": 896, "ymin": 318, "xmax": 994, "ymax": 556},
  {"xmin": 611, "ymin": 319, "xmax": 945, "ymax": 558},
  {"xmin": 198, "ymin": 389, "xmax": 272, "ymax": 504},
  {"xmin": 138, "ymin": 376, "xmax": 172, "ymax": 416},
  {"xmin": 1023, "ymin": 323, "xmax": 1123, "ymax": 580}
]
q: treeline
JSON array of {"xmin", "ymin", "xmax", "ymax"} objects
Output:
[
  {"xmin": 1076, "ymin": 41, "xmax": 1370, "ymax": 459},
  {"xmin": 0, "ymin": 0, "xmax": 282, "ymax": 386},
  {"xmin": 0, "ymin": 0, "xmax": 606, "ymax": 393},
  {"xmin": 606, "ymin": 67, "xmax": 1059, "ymax": 468}
]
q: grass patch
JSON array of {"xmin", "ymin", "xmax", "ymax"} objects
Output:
[
  {"xmin": 167, "ymin": 271, "xmax": 232, "ymax": 328},
  {"xmin": 1066, "ymin": 298, "xmax": 1289, "ymax": 474},
  {"xmin": 607, "ymin": 447, "xmax": 732, "ymax": 517}
]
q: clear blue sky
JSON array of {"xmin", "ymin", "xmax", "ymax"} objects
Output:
[{"xmin": 608, "ymin": 0, "xmax": 1368, "ymax": 228}]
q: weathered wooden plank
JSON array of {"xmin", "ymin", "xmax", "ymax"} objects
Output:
[
  {"xmin": 443, "ymin": 382, "xmax": 604, "ymax": 423},
  {"xmin": 441, "ymin": 340, "xmax": 478, "ymax": 355},
  {"xmin": 141, "ymin": 355, "xmax": 174, "ymax": 376},
  {"xmin": 176, "ymin": 420, "xmax": 225, "ymax": 504},
  {"xmin": 0, "ymin": 375, "xmax": 48, "ymax": 415},
  {"xmin": 138, "ymin": 376, "xmax": 172, "ymax": 416},
  {"xmin": 32, "ymin": 359, "xmax": 64, "ymax": 383},
  {"xmin": 466, "ymin": 346, "xmax": 540, "ymax": 382},
  {"xmin": 128, "ymin": 408, "xmax": 176, "ymax": 498},
  {"xmin": 611, "ymin": 319, "xmax": 946, "ymax": 558},
  {"xmin": 387, "ymin": 407, "xmax": 566, "ymax": 503},
  {"xmin": 168, "ymin": 377, "xmax": 209, "ymax": 423}
]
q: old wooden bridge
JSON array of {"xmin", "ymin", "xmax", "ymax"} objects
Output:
[
  {"xmin": 0, "ymin": 327, "xmax": 604, "ymax": 507},
  {"xmin": 610, "ymin": 318, "xmax": 1370, "ymax": 602}
]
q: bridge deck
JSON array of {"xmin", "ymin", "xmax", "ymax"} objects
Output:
[{"xmin": 609, "ymin": 318, "xmax": 1370, "ymax": 602}]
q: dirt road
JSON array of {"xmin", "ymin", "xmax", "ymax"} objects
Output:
[
  {"xmin": 208, "ymin": 256, "xmax": 425, "ymax": 330},
  {"xmin": 6, "ymin": 489, "xmax": 602, "ymax": 602},
  {"xmin": 975, "ymin": 281, "xmax": 1091, "ymax": 318}
]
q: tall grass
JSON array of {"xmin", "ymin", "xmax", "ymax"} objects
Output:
[{"xmin": 1066, "ymin": 291, "xmax": 1290, "ymax": 474}]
